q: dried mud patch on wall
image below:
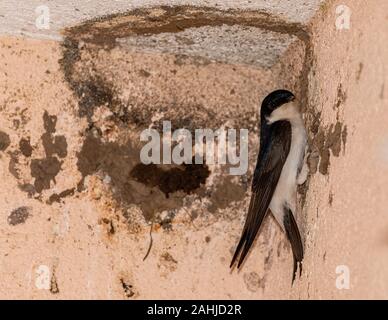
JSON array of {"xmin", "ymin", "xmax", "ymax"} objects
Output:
[
  {"xmin": 6, "ymin": 111, "xmax": 68, "ymax": 200},
  {"xmin": 59, "ymin": 5, "xmax": 309, "ymax": 130},
  {"xmin": 130, "ymin": 162, "xmax": 210, "ymax": 199},
  {"xmin": 76, "ymin": 125, "xmax": 246, "ymax": 229},
  {"xmin": 59, "ymin": 5, "xmax": 283, "ymax": 231},
  {"xmin": 61, "ymin": 6, "xmax": 308, "ymax": 50},
  {"xmin": 29, "ymin": 111, "xmax": 67, "ymax": 194},
  {"xmin": 306, "ymin": 84, "xmax": 348, "ymax": 176},
  {"xmin": 0, "ymin": 131, "xmax": 11, "ymax": 152},
  {"xmin": 76, "ymin": 128, "xmax": 210, "ymax": 222},
  {"xmin": 7, "ymin": 206, "xmax": 31, "ymax": 226}
]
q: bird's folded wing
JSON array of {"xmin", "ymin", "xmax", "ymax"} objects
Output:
[{"xmin": 230, "ymin": 121, "xmax": 291, "ymax": 268}]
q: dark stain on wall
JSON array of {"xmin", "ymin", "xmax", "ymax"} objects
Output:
[
  {"xmin": 31, "ymin": 157, "xmax": 62, "ymax": 193},
  {"xmin": 328, "ymin": 192, "xmax": 334, "ymax": 206},
  {"xmin": 207, "ymin": 176, "xmax": 245, "ymax": 213},
  {"xmin": 77, "ymin": 76, "xmax": 121, "ymax": 122},
  {"xmin": 76, "ymin": 128, "xmax": 209, "ymax": 221},
  {"xmin": 30, "ymin": 111, "xmax": 67, "ymax": 193},
  {"xmin": 310, "ymin": 122, "xmax": 347, "ymax": 175},
  {"xmin": 120, "ymin": 278, "xmax": 136, "ymax": 299},
  {"xmin": 50, "ymin": 267, "xmax": 60, "ymax": 295},
  {"xmin": 18, "ymin": 184, "xmax": 36, "ymax": 197},
  {"xmin": 334, "ymin": 84, "xmax": 347, "ymax": 116},
  {"xmin": 356, "ymin": 62, "xmax": 363, "ymax": 81},
  {"xmin": 47, "ymin": 188, "xmax": 75, "ymax": 205},
  {"xmin": 0, "ymin": 131, "xmax": 11, "ymax": 152},
  {"xmin": 41, "ymin": 111, "xmax": 68, "ymax": 158},
  {"xmin": 19, "ymin": 137, "xmax": 33, "ymax": 157},
  {"xmin": 8, "ymin": 151, "xmax": 21, "ymax": 179},
  {"xmin": 8, "ymin": 206, "xmax": 31, "ymax": 226},
  {"xmin": 130, "ymin": 161, "xmax": 209, "ymax": 198},
  {"xmin": 157, "ymin": 210, "xmax": 178, "ymax": 231},
  {"xmin": 100, "ymin": 218, "xmax": 116, "ymax": 236},
  {"xmin": 341, "ymin": 125, "xmax": 348, "ymax": 153},
  {"xmin": 158, "ymin": 252, "xmax": 178, "ymax": 274},
  {"xmin": 308, "ymin": 84, "xmax": 348, "ymax": 176}
]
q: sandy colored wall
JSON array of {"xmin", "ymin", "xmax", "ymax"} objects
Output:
[
  {"xmin": 299, "ymin": 0, "xmax": 388, "ymax": 298},
  {"xmin": 0, "ymin": 0, "xmax": 387, "ymax": 299}
]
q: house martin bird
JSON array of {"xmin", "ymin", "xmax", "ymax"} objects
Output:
[{"xmin": 230, "ymin": 89, "xmax": 308, "ymax": 282}]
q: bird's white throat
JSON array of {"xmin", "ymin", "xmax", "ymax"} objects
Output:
[
  {"xmin": 266, "ymin": 101, "xmax": 302, "ymax": 125},
  {"xmin": 268, "ymin": 101, "xmax": 308, "ymax": 229}
]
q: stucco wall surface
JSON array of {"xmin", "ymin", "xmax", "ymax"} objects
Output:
[{"xmin": 0, "ymin": 0, "xmax": 387, "ymax": 299}]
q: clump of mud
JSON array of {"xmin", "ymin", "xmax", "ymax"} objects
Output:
[
  {"xmin": 76, "ymin": 129, "xmax": 211, "ymax": 220},
  {"xmin": 131, "ymin": 161, "xmax": 210, "ymax": 198}
]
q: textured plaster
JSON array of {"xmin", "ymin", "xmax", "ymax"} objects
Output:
[
  {"xmin": 0, "ymin": 0, "xmax": 387, "ymax": 299},
  {"xmin": 0, "ymin": 0, "xmax": 324, "ymax": 40}
]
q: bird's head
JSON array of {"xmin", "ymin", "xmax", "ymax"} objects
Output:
[{"xmin": 260, "ymin": 89, "xmax": 297, "ymax": 125}]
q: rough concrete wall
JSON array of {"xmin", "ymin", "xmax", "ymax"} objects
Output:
[
  {"xmin": 0, "ymin": 0, "xmax": 387, "ymax": 299},
  {"xmin": 0, "ymin": 0, "xmax": 324, "ymax": 38},
  {"xmin": 299, "ymin": 0, "xmax": 388, "ymax": 298}
]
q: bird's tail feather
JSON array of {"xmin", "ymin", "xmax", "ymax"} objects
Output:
[
  {"xmin": 230, "ymin": 191, "xmax": 269, "ymax": 269},
  {"xmin": 284, "ymin": 207, "xmax": 304, "ymax": 284},
  {"xmin": 230, "ymin": 229, "xmax": 247, "ymax": 268}
]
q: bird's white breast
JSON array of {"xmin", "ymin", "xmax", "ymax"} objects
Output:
[{"xmin": 267, "ymin": 102, "xmax": 307, "ymax": 230}]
